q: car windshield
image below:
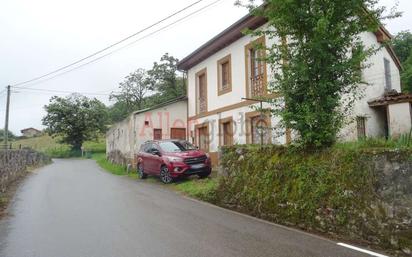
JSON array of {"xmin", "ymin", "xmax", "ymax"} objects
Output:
[{"xmin": 159, "ymin": 141, "xmax": 197, "ymax": 152}]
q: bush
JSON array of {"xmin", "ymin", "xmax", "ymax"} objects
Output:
[
  {"xmin": 82, "ymin": 139, "xmax": 106, "ymax": 153},
  {"xmin": 44, "ymin": 146, "xmax": 81, "ymax": 158}
]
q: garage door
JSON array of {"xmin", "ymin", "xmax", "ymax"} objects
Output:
[{"xmin": 170, "ymin": 128, "xmax": 186, "ymax": 140}]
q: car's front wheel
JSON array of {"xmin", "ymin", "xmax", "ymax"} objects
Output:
[
  {"xmin": 138, "ymin": 163, "xmax": 147, "ymax": 179},
  {"xmin": 160, "ymin": 166, "xmax": 173, "ymax": 184}
]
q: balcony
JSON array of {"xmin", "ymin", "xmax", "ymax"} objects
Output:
[{"xmin": 250, "ymin": 74, "xmax": 265, "ymax": 97}]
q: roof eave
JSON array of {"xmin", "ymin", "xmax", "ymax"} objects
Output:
[{"xmin": 177, "ymin": 14, "xmax": 267, "ymax": 71}]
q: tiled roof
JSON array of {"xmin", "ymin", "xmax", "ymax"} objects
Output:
[
  {"xmin": 177, "ymin": 12, "xmax": 401, "ymax": 71},
  {"xmin": 368, "ymin": 92, "xmax": 412, "ymax": 107}
]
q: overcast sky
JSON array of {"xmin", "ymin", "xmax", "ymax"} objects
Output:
[{"xmin": 0, "ymin": 0, "xmax": 411, "ymax": 134}]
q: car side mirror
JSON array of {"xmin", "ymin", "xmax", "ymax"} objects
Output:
[{"xmin": 152, "ymin": 149, "xmax": 161, "ymax": 156}]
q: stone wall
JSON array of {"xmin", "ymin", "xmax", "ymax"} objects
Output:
[
  {"xmin": 107, "ymin": 150, "xmax": 133, "ymax": 167},
  {"xmin": 0, "ymin": 150, "xmax": 51, "ymax": 193},
  {"xmin": 218, "ymin": 146, "xmax": 412, "ymax": 256}
]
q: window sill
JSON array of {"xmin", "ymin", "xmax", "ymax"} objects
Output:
[{"xmin": 218, "ymin": 87, "xmax": 232, "ymax": 96}]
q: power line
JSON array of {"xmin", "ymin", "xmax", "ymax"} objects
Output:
[
  {"xmin": 14, "ymin": 0, "xmax": 224, "ymax": 89},
  {"xmin": 12, "ymin": 86, "xmax": 117, "ymax": 96},
  {"xmin": 12, "ymin": 0, "xmax": 205, "ymax": 87}
]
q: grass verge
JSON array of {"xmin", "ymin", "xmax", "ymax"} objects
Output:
[
  {"xmin": 173, "ymin": 178, "xmax": 218, "ymax": 203},
  {"xmin": 92, "ymin": 153, "xmax": 128, "ymax": 176},
  {"xmin": 91, "ymin": 152, "xmax": 218, "ymax": 202}
]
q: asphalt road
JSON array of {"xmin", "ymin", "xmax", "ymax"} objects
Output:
[{"xmin": 0, "ymin": 159, "xmax": 377, "ymax": 257}]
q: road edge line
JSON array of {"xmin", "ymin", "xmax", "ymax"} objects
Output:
[
  {"xmin": 337, "ymin": 243, "xmax": 389, "ymax": 257},
  {"xmin": 182, "ymin": 195, "xmax": 339, "ymax": 244},
  {"xmin": 184, "ymin": 196, "xmax": 391, "ymax": 256}
]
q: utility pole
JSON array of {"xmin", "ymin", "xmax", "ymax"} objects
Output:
[{"xmin": 4, "ymin": 85, "xmax": 11, "ymax": 150}]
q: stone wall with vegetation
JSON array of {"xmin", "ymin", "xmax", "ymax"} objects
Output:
[
  {"xmin": 0, "ymin": 150, "xmax": 51, "ymax": 193},
  {"xmin": 217, "ymin": 145, "xmax": 412, "ymax": 256},
  {"xmin": 107, "ymin": 150, "xmax": 132, "ymax": 167}
]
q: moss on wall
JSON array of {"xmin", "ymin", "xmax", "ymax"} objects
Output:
[{"xmin": 217, "ymin": 145, "xmax": 412, "ymax": 255}]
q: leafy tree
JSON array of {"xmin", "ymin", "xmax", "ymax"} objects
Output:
[
  {"xmin": 110, "ymin": 68, "xmax": 152, "ymax": 111},
  {"xmin": 42, "ymin": 94, "xmax": 108, "ymax": 151},
  {"xmin": 106, "ymin": 53, "xmax": 187, "ymax": 123},
  {"xmin": 401, "ymin": 54, "xmax": 412, "ymax": 92},
  {"xmin": 147, "ymin": 53, "xmax": 186, "ymax": 98},
  {"xmin": 0, "ymin": 129, "xmax": 16, "ymax": 141},
  {"xmin": 239, "ymin": 0, "xmax": 397, "ymax": 148},
  {"xmin": 392, "ymin": 31, "xmax": 412, "ymax": 64},
  {"xmin": 107, "ymin": 101, "xmax": 130, "ymax": 123},
  {"xmin": 392, "ymin": 31, "xmax": 412, "ymax": 92}
]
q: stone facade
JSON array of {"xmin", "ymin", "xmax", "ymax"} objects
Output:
[
  {"xmin": 218, "ymin": 146, "xmax": 412, "ymax": 256},
  {"xmin": 0, "ymin": 150, "xmax": 50, "ymax": 193},
  {"xmin": 106, "ymin": 97, "xmax": 188, "ymax": 167}
]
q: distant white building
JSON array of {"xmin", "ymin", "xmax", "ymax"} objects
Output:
[
  {"xmin": 20, "ymin": 127, "xmax": 42, "ymax": 138},
  {"xmin": 106, "ymin": 97, "xmax": 188, "ymax": 166},
  {"xmin": 177, "ymin": 13, "xmax": 411, "ymax": 165}
]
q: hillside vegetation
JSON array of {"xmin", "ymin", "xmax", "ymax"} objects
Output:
[{"xmin": 10, "ymin": 135, "xmax": 106, "ymax": 158}]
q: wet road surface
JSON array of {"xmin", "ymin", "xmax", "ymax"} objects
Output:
[{"xmin": 0, "ymin": 159, "xmax": 376, "ymax": 257}]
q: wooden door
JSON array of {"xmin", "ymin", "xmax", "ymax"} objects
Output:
[
  {"xmin": 197, "ymin": 127, "xmax": 209, "ymax": 152},
  {"xmin": 222, "ymin": 121, "xmax": 233, "ymax": 146},
  {"xmin": 170, "ymin": 128, "xmax": 186, "ymax": 140}
]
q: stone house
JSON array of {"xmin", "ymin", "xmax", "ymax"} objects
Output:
[
  {"xmin": 20, "ymin": 128, "xmax": 42, "ymax": 138},
  {"xmin": 106, "ymin": 97, "xmax": 188, "ymax": 166}
]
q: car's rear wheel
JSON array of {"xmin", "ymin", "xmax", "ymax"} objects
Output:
[
  {"xmin": 160, "ymin": 166, "xmax": 173, "ymax": 184},
  {"xmin": 138, "ymin": 163, "xmax": 147, "ymax": 179}
]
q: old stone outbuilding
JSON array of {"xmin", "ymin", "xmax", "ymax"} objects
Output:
[{"xmin": 106, "ymin": 97, "xmax": 188, "ymax": 167}]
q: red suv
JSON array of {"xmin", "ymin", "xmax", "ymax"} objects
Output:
[{"xmin": 136, "ymin": 140, "xmax": 212, "ymax": 183}]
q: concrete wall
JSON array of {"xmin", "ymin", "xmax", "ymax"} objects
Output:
[
  {"xmin": 0, "ymin": 150, "xmax": 50, "ymax": 193},
  {"xmin": 106, "ymin": 100, "xmax": 188, "ymax": 166},
  {"xmin": 186, "ymin": 24, "xmax": 402, "ymax": 152},
  {"xmin": 388, "ymin": 102, "xmax": 412, "ymax": 138}
]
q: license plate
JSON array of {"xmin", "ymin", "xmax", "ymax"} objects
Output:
[{"xmin": 191, "ymin": 163, "xmax": 205, "ymax": 169}]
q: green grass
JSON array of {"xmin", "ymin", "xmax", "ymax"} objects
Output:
[
  {"xmin": 91, "ymin": 152, "xmax": 219, "ymax": 202},
  {"xmin": 11, "ymin": 135, "xmax": 69, "ymax": 152},
  {"xmin": 92, "ymin": 153, "xmax": 128, "ymax": 175},
  {"xmin": 174, "ymin": 178, "xmax": 218, "ymax": 203},
  {"xmin": 11, "ymin": 135, "xmax": 106, "ymax": 158},
  {"xmin": 82, "ymin": 138, "xmax": 106, "ymax": 153},
  {"xmin": 334, "ymin": 136, "xmax": 412, "ymax": 151}
]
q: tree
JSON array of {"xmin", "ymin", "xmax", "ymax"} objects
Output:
[
  {"xmin": 239, "ymin": 0, "xmax": 397, "ymax": 148},
  {"xmin": 42, "ymin": 94, "xmax": 108, "ymax": 151},
  {"xmin": 0, "ymin": 129, "xmax": 16, "ymax": 141},
  {"xmin": 401, "ymin": 54, "xmax": 412, "ymax": 92},
  {"xmin": 147, "ymin": 53, "xmax": 186, "ymax": 98},
  {"xmin": 392, "ymin": 31, "xmax": 412, "ymax": 64},
  {"xmin": 110, "ymin": 68, "xmax": 152, "ymax": 111},
  {"xmin": 392, "ymin": 31, "xmax": 412, "ymax": 92},
  {"xmin": 107, "ymin": 101, "xmax": 130, "ymax": 123}
]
